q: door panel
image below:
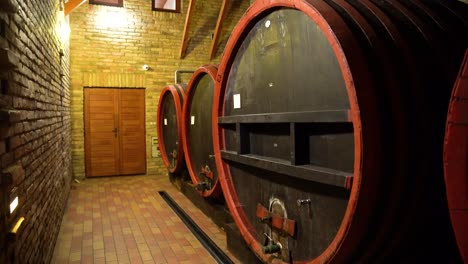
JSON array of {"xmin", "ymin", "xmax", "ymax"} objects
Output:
[
  {"xmin": 85, "ymin": 89, "xmax": 120, "ymax": 177},
  {"xmin": 119, "ymin": 89, "xmax": 146, "ymax": 175},
  {"xmin": 84, "ymin": 88, "xmax": 146, "ymax": 177}
]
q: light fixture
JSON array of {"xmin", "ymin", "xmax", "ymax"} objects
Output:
[
  {"xmin": 96, "ymin": 9, "xmax": 129, "ymax": 29},
  {"xmin": 10, "ymin": 196, "xmax": 18, "ymax": 214},
  {"xmin": 60, "ymin": 20, "xmax": 71, "ymax": 40},
  {"xmin": 56, "ymin": 6, "xmax": 70, "ymax": 46},
  {"xmin": 10, "ymin": 217, "xmax": 25, "ymax": 234}
]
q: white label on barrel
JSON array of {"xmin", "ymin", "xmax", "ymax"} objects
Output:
[
  {"xmin": 191, "ymin": 115, "xmax": 195, "ymax": 125},
  {"xmin": 164, "ymin": 118, "xmax": 167, "ymax": 125},
  {"xmin": 233, "ymin": 94, "xmax": 241, "ymax": 109}
]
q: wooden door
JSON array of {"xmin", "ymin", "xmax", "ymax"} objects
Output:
[
  {"xmin": 119, "ymin": 89, "xmax": 146, "ymax": 175},
  {"xmin": 84, "ymin": 89, "xmax": 120, "ymax": 176},
  {"xmin": 84, "ymin": 88, "xmax": 146, "ymax": 177}
]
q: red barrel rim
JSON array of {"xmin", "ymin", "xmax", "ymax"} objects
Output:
[
  {"xmin": 212, "ymin": 0, "xmax": 383, "ymax": 262},
  {"xmin": 444, "ymin": 49, "xmax": 468, "ymax": 262},
  {"xmin": 182, "ymin": 65, "xmax": 221, "ymax": 198},
  {"xmin": 157, "ymin": 84, "xmax": 185, "ymax": 173}
]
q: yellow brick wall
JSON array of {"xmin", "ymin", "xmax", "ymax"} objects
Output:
[{"xmin": 70, "ymin": 0, "xmax": 250, "ymax": 178}]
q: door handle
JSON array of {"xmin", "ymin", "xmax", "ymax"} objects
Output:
[{"xmin": 113, "ymin": 127, "xmax": 118, "ymax": 137}]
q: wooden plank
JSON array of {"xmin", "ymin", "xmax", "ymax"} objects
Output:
[
  {"xmin": 209, "ymin": 0, "xmax": 229, "ymax": 60},
  {"xmin": 90, "ymin": 125, "xmax": 114, "ymax": 133},
  {"xmin": 89, "ymin": 113, "xmax": 114, "ymax": 120},
  {"xmin": 89, "ymin": 94, "xmax": 115, "ymax": 101},
  {"xmin": 64, "ymin": 0, "xmax": 87, "ymax": 16},
  {"xmin": 220, "ymin": 150, "xmax": 352, "ymax": 189},
  {"xmin": 120, "ymin": 113, "xmax": 139, "ymax": 120},
  {"xmin": 84, "ymin": 89, "xmax": 91, "ymax": 177},
  {"xmin": 218, "ymin": 110, "xmax": 352, "ymax": 124},
  {"xmin": 89, "ymin": 106, "xmax": 115, "ymax": 113},
  {"xmin": 114, "ymin": 89, "xmax": 122, "ymax": 175},
  {"xmin": 179, "ymin": 0, "xmax": 196, "ymax": 59}
]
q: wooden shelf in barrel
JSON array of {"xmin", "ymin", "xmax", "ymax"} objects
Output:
[
  {"xmin": 157, "ymin": 84, "xmax": 186, "ymax": 174},
  {"xmin": 212, "ymin": 0, "xmax": 467, "ymax": 263},
  {"xmin": 182, "ymin": 65, "xmax": 221, "ymax": 198},
  {"xmin": 218, "ymin": 110, "xmax": 354, "ymax": 189}
]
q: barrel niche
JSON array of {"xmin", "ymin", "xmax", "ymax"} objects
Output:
[
  {"xmin": 157, "ymin": 84, "xmax": 186, "ymax": 174},
  {"xmin": 213, "ymin": 0, "xmax": 467, "ymax": 263},
  {"xmin": 444, "ymin": 50, "xmax": 468, "ymax": 262},
  {"xmin": 182, "ymin": 65, "xmax": 221, "ymax": 198}
]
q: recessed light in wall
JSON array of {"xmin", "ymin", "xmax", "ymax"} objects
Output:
[
  {"xmin": 10, "ymin": 196, "xmax": 18, "ymax": 214},
  {"xmin": 10, "ymin": 217, "xmax": 25, "ymax": 234}
]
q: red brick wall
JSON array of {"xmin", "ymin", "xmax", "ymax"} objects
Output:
[{"xmin": 0, "ymin": 0, "xmax": 72, "ymax": 262}]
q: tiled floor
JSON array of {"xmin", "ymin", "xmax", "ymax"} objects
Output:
[{"xmin": 52, "ymin": 174, "xmax": 240, "ymax": 264}]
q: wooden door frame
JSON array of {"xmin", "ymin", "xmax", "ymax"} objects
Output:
[{"xmin": 83, "ymin": 86, "xmax": 147, "ymax": 177}]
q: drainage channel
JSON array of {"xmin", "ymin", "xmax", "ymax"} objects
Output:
[{"xmin": 158, "ymin": 191, "xmax": 234, "ymax": 264}]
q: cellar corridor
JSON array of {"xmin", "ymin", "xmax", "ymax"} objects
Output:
[{"xmin": 51, "ymin": 175, "xmax": 239, "ymax": 264}]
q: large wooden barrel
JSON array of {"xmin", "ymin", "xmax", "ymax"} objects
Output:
[
  {"xmin": 212, "ymin": 0, "xmax": 467, "ymax": 262},
  {"xmin": 182, "ymin": 65, "xmax": 221, "ymax": 197},
  {"xmin": 157, "ymin": 84, "xmax": 186, "ymax": 173},
  {"xmin": 444, "ymin": 50, "xmax": 468, "ymax": 262}
]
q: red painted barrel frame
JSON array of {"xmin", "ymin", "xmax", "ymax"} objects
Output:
[
  {"xmin": 444, "ymin": 50, "xmax": 468, "ymax": 262},
  {"xmin": 212, "ymin": 0, "xmax": 383, "ymax": 263},
  {"xmin": 157, "ymin": 84, "xmax": 185, "ymax": 174},
  {"xmin": 182, "ymin": 65, "xmax": 221, "ymax": 198}
]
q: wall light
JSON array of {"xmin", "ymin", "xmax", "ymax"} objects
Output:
[
  {"xmin": 10, "ymin": 196, "xmax": 18, "ymax": 214},
  {"xmin": 95, "ymin": 8, "xmax": 129, "ymax": 29},
  {"xmin": 10, "ymin": 217, "xmax": 25, "ymax": 234},
  {"xmin": 56, "ymin": 7, "xmax": 70, "ymax": 46},
  {"xmin": 60, "ymin": 20, "xmax": 71, "ymax": 40}
]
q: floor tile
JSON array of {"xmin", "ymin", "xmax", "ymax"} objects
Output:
[{"xmin": 52, "ymin": 174, "xmax": 241, "ymax": 263}]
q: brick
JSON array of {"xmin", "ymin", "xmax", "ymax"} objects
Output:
[
  {"xmin": 0, "ymin": 140, "xmax": 5, "ymax": 155},
  {"xmin": 8, "ymin": 135, "xmax": 22, "ymax": 149},
  {"xmin": 1, "ymin": 151, "xmax": 14, "ymax": 167},
  {"xmin": 0, "ymin": 48, "xmax": 19, "ymax": 71},
  {"xmin": 1, "ymin": 164, "xmax": 25, "ymax": 186},
  {"xmin": 0, "ymin": 96, "xmax": 11, "ymax": 109}
]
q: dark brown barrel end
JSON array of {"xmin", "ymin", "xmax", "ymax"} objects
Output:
[
  {"xmin": 157, "ymin": 84, "xmax": 186, "ymax": 174},
  {"xmin": 182, "ymin": 65, "xmax": 221, "ymax": 198},
  {"xmin": 444, "ymin": 50, "xmax": 468, "ymax": 262}
]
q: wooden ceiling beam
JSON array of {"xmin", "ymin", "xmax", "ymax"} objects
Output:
[
  {"xmin": 65, "ymin": 0, "xmax": 87, "ymax": 16},
  {"xmin": 209, "ymin": 0, "xmax": 229, "ymax": 60},
  {"xmin": 179, "ymin": 0, "xmax": 196, "ymax": 59}
]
